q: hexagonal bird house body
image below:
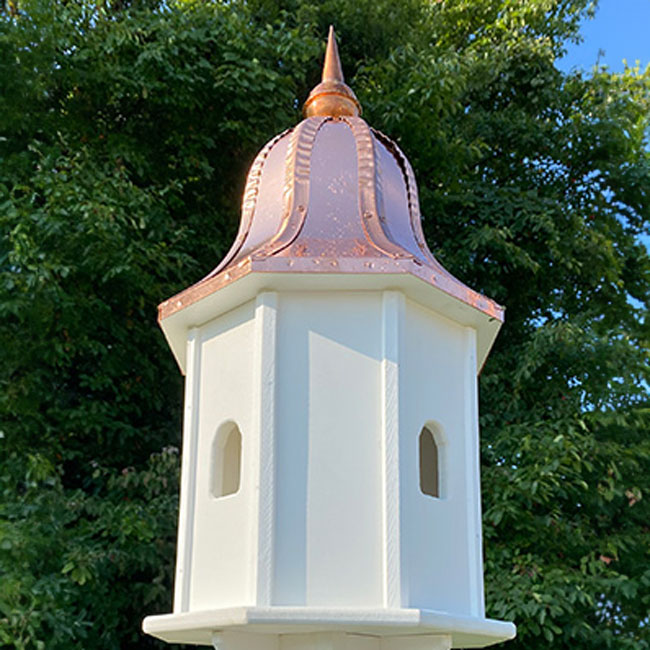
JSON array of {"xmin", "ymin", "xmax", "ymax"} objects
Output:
[{"xmin": 143, "ymin": 28, "xmax": 515, "ymax": 650}]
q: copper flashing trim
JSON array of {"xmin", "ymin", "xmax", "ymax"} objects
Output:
[
  {"xmin": 158, "ymin": 254, "xmax": 505, "ymax": 325},
  {"xmin": 400, "ymin": 147, "xmax": 432, "ymax": 260},
  {"xmin": 371, "ymin": 128, "xmax": 469, "ymax": 285},
  {"xmin": 371, "ymin": 129, "xmax": 431, "ymax": 261},
  {"xmin": 158, "ymin": 257, "xmax": 252, "ymax": 323},
  {"xmin": 253, "ymin": 116, "xmax": 328, "ymax": 259},
  {"xmin": 347, "ymin": 117, "xmax": 412, "ymax": 259},
  {"xmin": 207, "ymin": 129, "xmax": 292, "ymax": 280},
  {"xmin": 303, "ymin": 26, "xmax": 362, "ymax": 118}
]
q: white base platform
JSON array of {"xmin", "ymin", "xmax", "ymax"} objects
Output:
[{"xmin": 142, "ymin": 607, "xmax": 516, "ymax": 648}]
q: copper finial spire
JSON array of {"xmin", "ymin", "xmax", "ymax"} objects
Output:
[
  {"xmin": 303, "ymin": 26, "xmax": 361, "ymax": 118},
  {"xmin": 322, "ymin": 24, "xmax": 344, "ymax": 82}
]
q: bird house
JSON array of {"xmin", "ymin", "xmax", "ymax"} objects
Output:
[{"xmin": 143, "ymin": 27, "xmax": 516, "ymax": 650}]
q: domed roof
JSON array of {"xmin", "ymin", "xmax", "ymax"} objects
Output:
[{"xmin": 159, "ymin": 27, "xmax": 503, "ymax": 328}]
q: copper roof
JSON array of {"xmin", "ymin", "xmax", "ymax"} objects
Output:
[{"xmin": 158, "ymin": 29, "xmax": 503, "ymax": 325}]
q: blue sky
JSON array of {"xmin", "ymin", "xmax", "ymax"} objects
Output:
[{"xmin": 559, "ymin": 0, "xmax": 650, "ymax": 72}]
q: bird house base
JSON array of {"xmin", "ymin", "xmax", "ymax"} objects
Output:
[{"xmin": 142, "ymin": 607, "xmax": 515, "ymax": 649}]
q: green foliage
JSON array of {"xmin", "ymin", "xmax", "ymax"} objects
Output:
[
  {"xmin": 0, "ymin": 447, "xmax": 179, "ymax": 649},
  {"xmin": 1, "ymin": 0, "xmax": 649, "ymax": 649}
]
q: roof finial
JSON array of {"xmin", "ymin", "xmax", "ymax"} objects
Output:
[
  {"xmin": 303, "ymin": 26, "xmax": 361, "ymax": 118},
  {"xmin": 322, "ymin": 25, "xmax": 344, "ymax": 82}
]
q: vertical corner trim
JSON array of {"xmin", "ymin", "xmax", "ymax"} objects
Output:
[
  {"xmin": 174, "ymin": 327, "xmax": 202, "ymax": 613},
  {"xmin": 253, "ymin": 292, "xmax": 279, "ymax": 605},
  {"xmin": 463, "ymin": 326, "xmax": 485, "ymax": 618},
  {"xmin": 381, "ymin": 291, "xmax": 404, "ymax": 608}
]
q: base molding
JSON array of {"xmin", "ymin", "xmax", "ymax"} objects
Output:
[
  {"xmin": 142, "ymin": 607, "xmax": 515, "ymax": 649},
  {"xmin": 211, "ymin": 632, "xmax": 452, "ymax": 650}
]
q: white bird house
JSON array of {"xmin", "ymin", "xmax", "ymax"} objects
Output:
[{"xmin": 143, "ymin": 27, "xmax": 516, "ymax": 650}]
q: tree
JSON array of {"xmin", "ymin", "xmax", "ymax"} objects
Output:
[{"xmin": 1, "ymin": 1, "xmax": 648, "ymax": 649}]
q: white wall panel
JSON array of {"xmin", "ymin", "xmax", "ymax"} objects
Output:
[
  {"xmin": 399, "ymin": 299, "xmax": 476, "ymax": 615},
  {"xmin": 189, "ymin": 300, "xmax": 256, "ymax": 610},
  {"xmin": 273, "ymin": 292, "xmax": 383, "ymax": 607}
]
